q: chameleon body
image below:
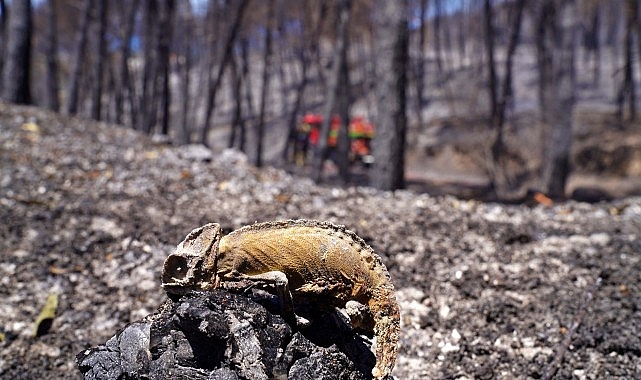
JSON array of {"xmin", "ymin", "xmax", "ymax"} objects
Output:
[{"xmin": 162, "ymin": 219, "xmax": 400, "ymax": 379}]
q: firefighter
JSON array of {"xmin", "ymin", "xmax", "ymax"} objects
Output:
[
  {"xmin": 349, "ymin": 116, "xmax": 375, "ymax": 166},
  {"xmin": 294, "ymin": 114, "xmax": 322, "ymax": 166}
]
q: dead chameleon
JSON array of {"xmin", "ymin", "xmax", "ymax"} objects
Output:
[{"xmin": 161, "ymin": 219, "xmax": 400, "ymax": 379}]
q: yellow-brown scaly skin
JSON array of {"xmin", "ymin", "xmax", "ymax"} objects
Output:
[{"xmin": 162, "ymin": 220, "xmax": 399, "ymax": 379}]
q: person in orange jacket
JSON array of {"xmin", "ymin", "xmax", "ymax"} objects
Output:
[
  {"xmin": 294, "ymin": 114, "xmax": 322, "ymax": 166},
  {"xmin": 349, "ymin": 116, "xmax": 375, "ymax": 165}
]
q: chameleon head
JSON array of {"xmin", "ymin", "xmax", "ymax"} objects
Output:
[{"xmin": 161, "ymin": 223, "xmax": 222, "ymax": 293}]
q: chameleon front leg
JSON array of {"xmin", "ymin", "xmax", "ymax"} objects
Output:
[{"xmin": 219, "ymin": 271, "xmax": 310, "ymax": 328}]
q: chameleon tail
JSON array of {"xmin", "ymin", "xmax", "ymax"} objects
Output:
[{"xmin": 369, "ymin": 288, "xmax": 400, "ymax": 379}]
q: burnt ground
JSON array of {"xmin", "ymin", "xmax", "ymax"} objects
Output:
[{"xmin": 1, "ymin": 103, "xmax": 640, "ymax": 379}]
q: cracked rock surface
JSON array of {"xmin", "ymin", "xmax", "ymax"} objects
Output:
[{"xmin": 77, "ymin": 291, "xmax": 370, "ymax": 380}]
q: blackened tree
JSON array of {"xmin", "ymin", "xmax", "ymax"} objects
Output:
[
  {"xmin": 370, "ymin": 0, "xmax": 409, "ymax": 191},
  {"xmin": 537, "ymin": 0, "xmax": 576, "ymax": 199},
  {"xmin": 2, "ymin": 0, "xmax": 32, "ymax": 104}
]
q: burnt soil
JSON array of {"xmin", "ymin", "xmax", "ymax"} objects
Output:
[{"xmin": 1, "ymin": 103, "xmax": 640, "ymax": 379}]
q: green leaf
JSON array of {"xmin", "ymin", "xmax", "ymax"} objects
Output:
[{"xmin": 33, "ymin": 293, "xmax": 59, "ymax": 337}]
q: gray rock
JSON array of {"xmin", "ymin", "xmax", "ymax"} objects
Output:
[
  {"xmin": 178, "ymin": 144, "xmax": 214, "ymax": 162},
  {"xmin": 77, "ymin": 321, "xmax": 151, "ymax": 379},
  {"xmin": 76, "ymin": 290, "xmax": 373, "ymax": 379}
]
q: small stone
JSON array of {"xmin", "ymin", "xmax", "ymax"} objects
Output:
[{"xmin": 451, "ymin": 329, "xmax": 461, "ymax": 342}]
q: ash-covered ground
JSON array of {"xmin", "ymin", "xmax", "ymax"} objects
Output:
[{"xmin": 1, "ymin": 103, "xmax": 640, "ymax": 379}]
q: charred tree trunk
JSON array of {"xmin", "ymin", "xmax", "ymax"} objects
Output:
[
  {"xmin": 274, "ymin": 10, "xmax": 290, "ymax": 144},
  {"xmin": 371, "ymin": 0, "xmax": 409, "ymax": 191},
  {"xmin": 66, "ymin": 0, "xmax": 92, "ymax": 115},
  {"xmin": 484, "ymin": 0, "xmax": 499, "ymax": 126},
  {"xmin": 90, "ymin": 0, "xmax": 107, "ymax": 120},
  {"xmin": 496, "ymin": 0, "xmax": 525, "ymax": 130},
  {"xmin": 414, "ymin": 0, "xmax": 428, "ymax": 129},
  {"xmin": 199, "ymin": 0, "xmax": 249, "ymax": 146},
  {"xmin": 488, "ymin": 0, "xmax": 526, "ymax": 198},
  {"xmin": 114, "ymin": 0, "xmax": 139, "ymax": 126},
  {"xmin": 456, "ymin": 1, "xmax": 467, "ymax": 67},
  {"xmin": 178, "ymin": 51, "xmax": 192, "ymax": 143},
  {"xmin": 140, "ymin": 0, "xmax": 159, "ymax": 133},
  {"xmin": 491, "ymin": 0, "xmax": 525, "ymax": 158},
  {"xmin": 255, "ymin": 0, "xmax": 274, "ymax": 167},
  {"xmin": 177, "ymin": 4, "xmax": 193, "ymax": 145},
  {"xmin": 585, "ymin": 4, "xmax": 600, "ymax": 85},
  {"xmin": 335, "ymin": 6, "xmax": 352, "ymax": 184},
  {"xmin": 433, "ymin": 0, "xmax": 443, "ymax": 76},
  {"xmin": 441, "ymin": 1, "xmax": 453, "ymax": 71},
  {"xmin": 312, "ymin": 0, "xmax": 352, "ymax": 182},
  {"xmin": 228, "ymin": 50, "xmax": 246, "ymax": 152},
  {"xmin": 2, "ymin": 0, "xmax": 32, "ymax": 104},
  {"xmin": 618, "ymin": 0, "xmax": 637, "ymax": 121},
  {"xmin": 159, "ymin": 0, "xmax": 175, "ymax": 136},
  {"xmin": 282, "ymin": 48, "xmax": 310, "ymax": 162},
  {"xmin": 45, "ymin": 0, "xmax": 60, "ymax": 111},
  {"xmin": 537, "ymin": 0, "xmax": 576, "ymax": 199},
  {"xmin": 240, "ymin": 37, "xmax": 256, "ymax": 133},
  {"xmin": 634, "ymin": 0, "xmax": 641, "ymax": 103},
  {"xmin": 0, "ymin": 0, "xmax": 7, "ymax": 90},
  {"xmin": 311, "ymin": 1, "xmax": 329, "ymax": 89}
]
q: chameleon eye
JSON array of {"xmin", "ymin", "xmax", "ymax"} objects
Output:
[{"xmin": 162, "ymin": 254, "xmax": 189, "ymax": 283}]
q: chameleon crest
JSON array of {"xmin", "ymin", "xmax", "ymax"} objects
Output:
[{"xmin": 162, "ymin": 219, "xmax": 400, "ymax": 379}]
